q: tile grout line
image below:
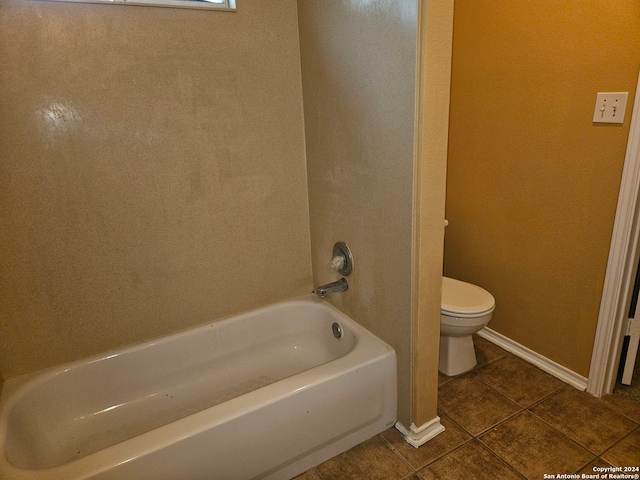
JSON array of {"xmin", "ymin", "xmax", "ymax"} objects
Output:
[
  {"xmin": 415, "ymin": 440, "xmax": 472, "ymax": 471},
  {"xmin": 472, "ymin": 407, "xmax": 598, "ymax": 478},
  {"xmin": 379, "ymin": 432, "xmax": 422, "ymax": 479},
  {"xmin": 437, "ymin": 359, "xmax": 593, "ymax": 479},
  {"xmin": 377, "ymin": 432, "xmax": 421, "ymax": 478},
  {"xmin": 472, "ymin": 437, "xmax": 528, "ymax": 480},
  {"xmin": 435, "ymin": 406, "xmax": 533, "ymax": 474},
  {"xmin": 524, "ymin": 385, "xmax": 640, "ymax": 459},
  {"xmin": 470, "ymin": 363, "xmax": 568, "ymax": 408},
  {"xmin": 463, "ymin": 366, "xmax": 612, "ymax": 446},
  {"xmin": 594, "ymin": 423, "xmax": 640, "ymax": 463},
  {"xmin": 438, "ymin": 374, "xmax": 527, "ymax": 437},
  {"xmin": 439, "ymin": 395, "xmax": 533, "ymax": 478},
  {"xmin": 597, "ymin": 396, "xmax": 640, "ymax": 423},
  {"xmin": 524, "ymin": 404, "xmax": 608, "ymax": 459}
]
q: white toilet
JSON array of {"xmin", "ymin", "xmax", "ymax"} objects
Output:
[{"xmin": 439, "ymin": 276, "xmax": 496, "ymax": 376}]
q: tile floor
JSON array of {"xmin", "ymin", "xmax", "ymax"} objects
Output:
[{"xmin": 296, "ymin": 336, "xmax": 640, "ymax": 480}]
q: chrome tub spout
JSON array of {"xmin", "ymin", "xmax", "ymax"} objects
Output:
[{"xmin": 315, "ymin": 278, "xmax": 349, "ymax": 298}]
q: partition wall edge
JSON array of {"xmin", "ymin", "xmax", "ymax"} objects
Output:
[{"xmin": 399, "ymin": 0, "xmax": 454, "ymax": 447}]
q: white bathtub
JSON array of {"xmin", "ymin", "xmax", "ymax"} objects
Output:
[{"xmin": 0, "ymin": 295, "xmax": 396, "ymax": 480}]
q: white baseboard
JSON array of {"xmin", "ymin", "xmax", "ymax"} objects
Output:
[
  {"xmin": 477, "ymin": 327, "xmax": 588, "ymax": 391},
  {"xmin": 395, "ymin": 417, "xmax": 445, "ymax": 448}
]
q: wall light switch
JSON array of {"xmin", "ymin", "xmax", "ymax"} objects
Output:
[{"xmin": 593, "ymin": 92, "xmax": 629, "ymax": 124}]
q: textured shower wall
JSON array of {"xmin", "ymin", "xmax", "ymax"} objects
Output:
[
  {"xmin": 297, "ymin": 0, "xmax": 420, "ymax": 427},
  {"xmin": 0, "ymin": 0, "xmax": 311, "ymax": 378}
]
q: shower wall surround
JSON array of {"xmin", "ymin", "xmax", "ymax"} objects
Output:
[
  {"xmin": 0, "ymin": 0, "xmax": 311, "ymax": 377},
  {"xmin": 0, "ymin": 0, "xmax": 451, "ymax": 434},
  {"xmin": 297, "ymin": 0, "xmax": 452, "ymax": 429}
]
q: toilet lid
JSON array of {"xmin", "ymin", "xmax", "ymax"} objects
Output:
[{"xmin": 441, "ymin": 276, "xmax": 495, "ymax": 317}]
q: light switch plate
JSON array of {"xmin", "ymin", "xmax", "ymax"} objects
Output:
[{"xmin": 593, "ymin": 92, "xmax": 629, "ymax": 124}]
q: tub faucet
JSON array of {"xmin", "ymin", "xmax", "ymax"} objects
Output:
[{"xmin": 315, "ymin": 278, "xmax": 349, "ymax": 298}]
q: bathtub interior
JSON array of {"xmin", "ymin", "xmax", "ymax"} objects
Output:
[{"xmin": 1, "ymin": 299, "xmax": 360, "ymax": 471}]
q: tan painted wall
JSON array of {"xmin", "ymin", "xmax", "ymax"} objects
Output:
[
  {"xmin": 297, "ymin": 0, "xmax": 419, "ymax": 426},
  {"xmin": 0, "ymin": 0, "xmax": 312, "ymax": 378},
  {"xmin": 413, "ymin": 0, "xmax": 453, "ymax": 427},
  {"xmin": 445, "ymin": 1, "xmax": 640, "ymax": 377}
]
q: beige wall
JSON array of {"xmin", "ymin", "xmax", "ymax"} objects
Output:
[
  {"xmin": 298, "ymin": 1, "xmax": 418, "ymax": 426},
  {"xmin": 0, "ymin": 0, "xmax": 312, "ymax": 378},
  {"xmin": 297, "ymin": 0, "xmax": 451, "ymax": 429},
  {"xmin": 445, "ymin": 1, "xmax": 640, "ymax": 377}
]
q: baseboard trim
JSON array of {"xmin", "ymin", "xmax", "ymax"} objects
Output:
[
  {"xmin": 395, "ymin": 417, "xmax": 445, "ymax": 448},
  {"xmin": 477, "ymin": 327, "xmax": 588, "ymax": 391}
]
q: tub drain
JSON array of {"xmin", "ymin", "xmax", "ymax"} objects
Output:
[{"xmin": 332, "ymin": 322, "xmax": 342, "ymax": 339}]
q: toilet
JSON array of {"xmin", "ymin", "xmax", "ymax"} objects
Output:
[{"xmin": 439, "ymin": 276, "xmax": 496, "ymax": 376}]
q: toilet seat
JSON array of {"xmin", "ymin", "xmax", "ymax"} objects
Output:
[{"xmin": 441, "ymin": 276, "xmax": 495, "ymax": 318}]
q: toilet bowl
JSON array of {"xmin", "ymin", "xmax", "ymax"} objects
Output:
[{"xmin": 439, "ymin": 276, "xmax": 495, "ymax": 376}]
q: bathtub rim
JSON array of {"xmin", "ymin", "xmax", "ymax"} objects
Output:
[
  {"xmin": 0, "ymin": 294, "xmax": 396, "ymax": 479},
  {"xmin": 0, "ymin": 294, "xmax": 374, "ymax": 398}
]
